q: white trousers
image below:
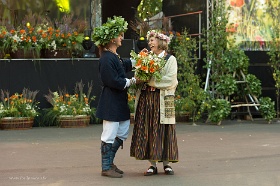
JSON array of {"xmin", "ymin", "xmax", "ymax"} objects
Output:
[{"xmin": 101, "ymin": 120, "xmax": 130, "ymax": 143}]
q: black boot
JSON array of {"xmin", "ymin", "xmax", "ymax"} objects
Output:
[
  {"xmin": 111, "ymin": 137, "xmax": 124, "ymax": 174},
  {"xmin": 101, "ymin": 141, "xmax": 122, "ymax": 178}
]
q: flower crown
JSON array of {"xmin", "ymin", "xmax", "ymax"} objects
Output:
[
  {"xmin": 92, "ymin": 16, "xmax": 128, "ymax": 46},
  {"xmin": 146, "ymin": 30, "xmax": 171, "ymax": 44}
]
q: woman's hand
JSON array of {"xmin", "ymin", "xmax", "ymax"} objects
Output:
[{"xmin": 140, "ymin": 48, "xmax": 149, "ymax": 54}]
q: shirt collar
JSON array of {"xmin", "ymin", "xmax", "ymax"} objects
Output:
[{"xmin": 158, "ymin": 50, "xmax": 165, "ymax": 58}]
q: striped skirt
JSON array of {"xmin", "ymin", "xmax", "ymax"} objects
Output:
[{"xmin": 130, "ymin": 87, "xmax": 178, "ymax": 162}]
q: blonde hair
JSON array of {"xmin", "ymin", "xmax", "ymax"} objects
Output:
[{"xmin": 155, "ymin": 37, "xmax": 168, "ymax": 51}]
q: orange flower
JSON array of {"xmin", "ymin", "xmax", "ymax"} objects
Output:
[
  {"xmin": 42, "ymin": 33, "xmax": 47, "ymax": 38},
  {"xmin": 10, "ymin": 95, "xmax": 18, "ymax": 99},
  {"xmin": 149, "ymin": 67, "xmax": 155, "ymax": 73},
  {"xmin": 48, "ymin": 27, "xmax": 54, "ymax": 32},
  {"xmin": 141, "ymin": 66, "xmax": 148, "ymax": 71},
  {"xmin": 136, "ymin": 59, "xmax": 142, "ymax": 66},
  {"xmin": 32, "ymin": 36, "xmax": 37, "ymax": 42},
  {"xmin": 19, "ymin": 29, "xmax": 26, "ymax": 34},
  {"xmin": 84, "ymin": 97, "xmax": 89, "ymax": 104},
  {"xmin": 230, "ymin": 0, "xmax": 245, "ymax": 7},
  {"xmin": 38, "ymin": 29, "xmax": 43, "ymax": 34},
  {"xmin": 26, "ymin": 36, "xmax": 31, "ymax": 42},
  {"xmin": 139, "ymin": 51, "xmax": 148, "ymax": 57}
]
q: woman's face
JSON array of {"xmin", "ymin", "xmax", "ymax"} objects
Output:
[
  {"xmin": 112, "ymin": 32, "xmax": 124, "ymax": 47},
  {"xmin": 148, "ymin": 36, "xmax": 160, "ymax": 54}
]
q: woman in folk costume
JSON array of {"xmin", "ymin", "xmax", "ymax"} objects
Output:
[
  {"xmin": 92, "ymin": 16, "xmax": 137, "ymax": 178},
  {"xmin": 130, "ymin": 30, "xmax": 179, "ymax": 176}
]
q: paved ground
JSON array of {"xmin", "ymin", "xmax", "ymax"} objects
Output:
[{"xmin": 1, "ymin": 119, "xmax": 280, "ymax": 186}]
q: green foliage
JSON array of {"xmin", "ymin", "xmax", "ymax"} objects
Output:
[
  {"xmin": 202, "ymin": 98, "xmax": 231, "ymax": 124},
  {"xmin": 215, "ymin": 74, "xmax": 237, "ymax": 96},
  {"xmin": 222, "ymin": 46, "xmax": 249, "ymax": 73},
  {"xmin": 267, "ymin": 13, "xmax": 280, "ymax": 119},
  {"xmin": 202, "ymin": 0, "xmax": 267, "ymax": 123},
  {"xmin": 244, "ymin": 74, "xmax": 262, "ymax": 97},
  {"xmin": 202, "ymin": 0, "xmax": 230, "ymax": 71},
  {"xmin": 137, "ymin": 0, "xmax": 162, "ymax": 20},
  {"xmin": 173, "ymin": 30, "xmax": 206, "ymax": 122},
  {"xmin": 259, "ymin": 97, "xmax": 276, "ymax": 123},
  {"xmin": 92, "ymin": 16, "xmax": 128, "ymax": 46}
]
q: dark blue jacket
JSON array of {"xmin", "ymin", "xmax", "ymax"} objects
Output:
[{"xmin": 96, "ymin": 51, "xmax": 132, "ymax": 121}]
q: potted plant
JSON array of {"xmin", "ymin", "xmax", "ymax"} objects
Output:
[
  {"xmin": 44, "ymin": 81, "xmax": 96, "ymax": 127},
  {"xmin": 259, "ymin": 97, "xmax": 276, "ymax": 124},
  {"xmin": 5, "ymin": 23, "xmax": 42, "ymax": 59},
  {"xmin": 38, "ymin": 25, "xmax": 83, "ymax": 58},
  {"xmin": 0, "ymin": 88, "xmax": 40, "ymax": 130},
  {"xmin": 201, "ymin": 98, "xmax": 231, "ymax": 125}
]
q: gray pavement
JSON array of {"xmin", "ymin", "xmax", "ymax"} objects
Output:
[{"xmin": 1, "ymin": 119, "xmax": 280, "ymax": 186}]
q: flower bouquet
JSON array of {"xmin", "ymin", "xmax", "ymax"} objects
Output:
[{"xmin": 130, "ymin": 50, "xmax": 167, "ymax": 81}]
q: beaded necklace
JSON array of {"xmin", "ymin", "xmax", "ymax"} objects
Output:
[
  {"xmin": 105, "ymin": 48, "xmax": 122, "ymax": 64},
  {"xmin": 105, "ymin": 48, "xmax": 120, "ymax": 58}
]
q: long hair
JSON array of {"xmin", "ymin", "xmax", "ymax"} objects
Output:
[{"xmin": 98, "ymin": 45, "xmax": 105, "ymax": 57}]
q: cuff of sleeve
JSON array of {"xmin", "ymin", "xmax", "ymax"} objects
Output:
[
  {"xmin": 124, "ymin": 78, "xmax": 130, "ymax": 89},
  {"xmin": 124, "ymin": 77, "xmax": 136, "ymax": 89},
  {"xmin": 130, "ymin": 58, "xmax": 136, "ymax": 67}
]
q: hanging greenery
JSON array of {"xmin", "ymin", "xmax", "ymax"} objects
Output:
[{"xmin": 137, "ymin": 0, "xmax": 162, "ymax": 20}]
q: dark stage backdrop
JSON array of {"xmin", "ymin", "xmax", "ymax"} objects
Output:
[
  {"xmin": 162, "ymin": 0, "xmax": 207, "ymax": 34},
  {"xmin": 0, "ymin": 59, "xmax": 101, "ymax": 112},
  {"xmin": 101, "ymin": 0, "xmax": 141, "ymax": 39}
]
